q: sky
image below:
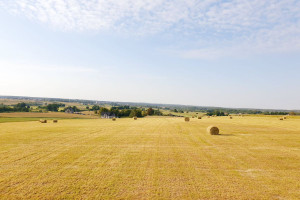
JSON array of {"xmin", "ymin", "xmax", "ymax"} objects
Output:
[{"xmin": 0, "ymin": 0, "xmax": 300, "ymax": 110}]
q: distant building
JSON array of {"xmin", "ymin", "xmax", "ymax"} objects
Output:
[
  {"xmin": 65, "ymin": 107, "xmax": 74, "ymax": 114},
  {"xmin": 101, "ymin": 112, "xmax": 116, "ymax": 119}
]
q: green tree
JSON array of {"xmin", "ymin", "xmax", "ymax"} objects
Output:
[
  {"xmin": 129, "ymin": 109, "xmax": 142, "ymax": 118},
  {"xmin": 147, "ymin": 107, "xmax": 154, "ymax": 115},
  {"xmin": 91, "ymin": 105, "xmax": 100, "ymax": 111},
  {"xmin": 98, "ymin": 107, "xmax": 109, "ymax": 116},
  {"xmin": 46, "ymin": 104, "xmax": 60, "ymax": 112}
]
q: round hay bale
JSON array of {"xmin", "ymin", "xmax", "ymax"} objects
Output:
[
  {"xmin": 192, "ymin": 116, "xmax": 195, "ymax": 118},
  {"xmin": 39, "ymin": 119, "xmax": 47, "ymax": 123},
  {"xmin": 112, "ymin": 118, "xmax": 116, "ymax": 121},
  {"xmin": 207, "ymin": 116, "xmax": 210, "ymax": 118},
  {"xmin": 283, "ymin": 117, "xmax": 287, "ymax": 119},
  {"xmin": 230, "ymin": 117, "xmax": 233, "ymax": 119},
  {"xmin": 53, "ymin": 120, "xmax": 58, "ymax": 123},
  {"xmin": 279, "ymin": 118, "xmax": 283, "ymax": 120},
  {"xmin": 133, "ymin": 117, "xmax": 137, "ymax": 120},
  {"xmin": 184, "ymin": 117, "xmax": 190, "ymax": 122},
  {"xmin": 207, "ymin": 126, "xmax": 219, "ymax": 135},
  {"xmin": 198, "ymin": 116, "xmax": 202, "ymax": 119}
]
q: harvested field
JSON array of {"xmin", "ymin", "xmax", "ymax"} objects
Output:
[{"xmin": 0, "ymin": 116, "xmax": 299, "ymax": 199}]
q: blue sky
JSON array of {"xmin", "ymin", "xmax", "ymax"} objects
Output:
[{"xmin": 0, "ymin": 0, "xmax": 300, "ymax": 110}]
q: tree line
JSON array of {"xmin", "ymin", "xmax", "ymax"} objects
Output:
[
  {"xmin": 0, "ymin": 103, "xmax": 30, "ymax": 112},
  {"xmin": 93, "ymin": 106, "xmax": 162, "ymax": 118}
]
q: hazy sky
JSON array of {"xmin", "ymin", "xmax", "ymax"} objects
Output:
[{"xmin": 0, "ymin": 0, "xmax": 300, "ymax": 110}]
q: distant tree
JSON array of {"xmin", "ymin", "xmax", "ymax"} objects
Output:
[
  {"xmin": 98, "ymin": 107, "xmax": 109, "ymax": 116},
  {"xmin": 0, "ymin": 105, "xmax": 14, "ymax": 113},
  {"xmin": 173, "ymin": 109, "xmax": 178, "ymax": 113},
  {"xmin": 119, "ymin": 109, "xmax": 131, "ymax": 117},
  {"xmin": 129, "ymin": 109, "xmax": 142, "ymax": 118},
  {"xmin": 72, "ymin": 106, "xmax": 80, "ymax": 112},
  {"xmin": 46, "ymin": 104, "xmax": 60, "ymax": 112},
  {"xmin": 207, "ymin": 110, "xmax": 225, "ymax": 116},
  {"xmin": 110, "ymin": 107, "xmax": 120, "ymax": 116},
  {"xmin": 91, "ymin": 105, "xmax": 100, "ymax": 111},
  {"xmin": 15, "ymin": 102, "xmax": 27, "ymax": 108},
  {"xmin": 154, "ymin": 109, "xmax": 162, "ymax": 116},
  {"xmin": 289, "ymin": 111, "xmax": 296, "ymax": 116},
  {"xmin": 147, "ymin": 108, "xmax": 154, "ymax": 116},
  {"xmin": 263, "ymin": 111, "xmax": 289, "ymax": 115},
  {"xmin": 15, "ymin": 102, "xmax": 30, "ymax": 112},
  {"xmin": 142, "ymin": 110, "xmax": 147, "ymax": 116}
]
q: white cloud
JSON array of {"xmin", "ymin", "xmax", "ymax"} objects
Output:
[
  {"xmin": 1, "ymin": 0, "xmax": 300, "ymax": 58},
  {"xmin": 2, "ymin": 0, "xmax": 299, "ymax": 33}
]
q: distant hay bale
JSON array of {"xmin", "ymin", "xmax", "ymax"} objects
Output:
[
  {"xmin": 53, "ymin": 120, "xmax": 58, "ymax": 123},
  {"xmin": 112, "ymin": 118, "xmax": 116, "ymax": 121},
  {"xmin": 185, "ymin": 117, "xmax": 190, "ymax": 122},
  {"xmin": 39, "ymin": 119, "xmax": 47, "ymax": 123},
  {"xmin": 230, "ymin": 117, "xmax": 233, "ymax": 119},
  {"xmin": 192, "ymin": 116, "xmax": 195, "ymax": 118},
  {"xmin": 207, "ymin": 126, "xmax": 220, "ymax": 135},
  {"xmin": 207, "ymin": 116, "xmax": 210, "ymax": 118},
  {"xmin": 279, "ymin": 118, "xmax": 283, "ymax": 120},
  {"xmin": 133, "ymin": 117, "xmax": 137, "ymax": 120},
  {"xmin": 198, "ymin": 116, "xmax": 202, "ymax": 119},
  {"xmin": 283, "ymin": 117, "xmax": 287, "ymax": 119}
]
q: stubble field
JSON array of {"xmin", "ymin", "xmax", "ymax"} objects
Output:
[{"xmin": 0, "ymin": 116, "xmax": 299, "ymax": 199}]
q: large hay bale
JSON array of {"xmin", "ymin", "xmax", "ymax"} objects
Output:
[
  {"xmin": 39, "ymin": 119, "xmax": 47, "ymax": 123},
  {"xmin": 184, "ymin": 117, "xmax": 190, "ymax": 122},
  {"xmin": 112, "ymin": 118, "xmax": 116, "ymax": 121},
  {"xmin": 207, "ymin": 126, "xmax": 219, "ymax": 135},
  {"xmin": 198, "ymin": 116, "xmax": 202, "ymax": 119},
  {"xmin": 133, "ymin": 117, "xmax": 137, "ymax": 120},
  {"xmin": 53, "ymin": 120, "xmax": 58, "ymax": 123}
]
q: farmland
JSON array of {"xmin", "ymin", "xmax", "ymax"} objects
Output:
[
  {"xmin": 0, "ymin": 111, "xmax": 98, "ymax": 119},
  {"xmin": 0, "ymin": 116, "xmax": 299, "ymax": 199}
]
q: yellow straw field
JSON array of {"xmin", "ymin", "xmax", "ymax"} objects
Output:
[{"xmin": 0, "ymin": 116, "xmax": 299, "ymax": 199}]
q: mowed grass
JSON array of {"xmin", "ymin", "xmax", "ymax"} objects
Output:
[{"xmin": 0, "ymin": 116, "xmax": 299, "ymax": 199}]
